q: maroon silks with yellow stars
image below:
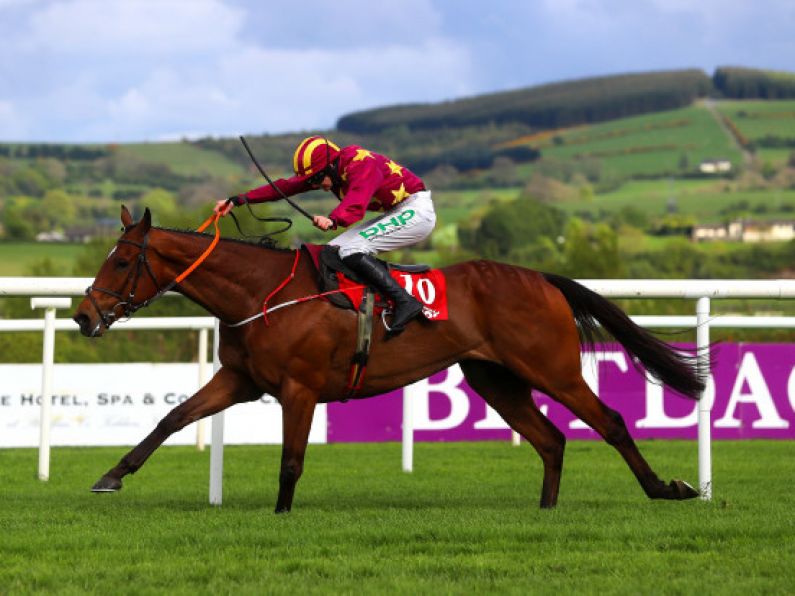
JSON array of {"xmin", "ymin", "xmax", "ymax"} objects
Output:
[{"xmin": 240, "ymin": 144, "xmax": 426, "ymax": 228}]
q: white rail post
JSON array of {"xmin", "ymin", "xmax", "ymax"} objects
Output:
[
  {"xmin": 195, "ymin": 328, "xmax": 209, "ymax": 451},
  {"xmin": 30, "ymin": 296, "xmax": 72, "ymax": 481},
  {"xmin": 696, "ymin": 296, "xmax": 712, "ymax": 500},
  {"xmin": 402, "ymin": 390, "xmax": 413, "ymax": 472},
  {"xmin": 209, "ymin": 319, "xmax": 224, "ymax": 505}
]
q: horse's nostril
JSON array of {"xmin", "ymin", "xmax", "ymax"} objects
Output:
[{"xmin": 73, "ymin": 313, "xmax": 92, "ymax": 336}]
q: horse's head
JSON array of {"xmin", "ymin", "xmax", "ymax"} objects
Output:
[{"xmin": 73, "ymin": 205, "xmax": 164, "ymax": 337}]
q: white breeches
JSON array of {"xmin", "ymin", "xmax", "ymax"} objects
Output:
[{"xmin": 328, "ymin": 190, "xmax": 436, "ymax": 258}]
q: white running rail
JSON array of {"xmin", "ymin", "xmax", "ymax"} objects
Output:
[{"xmin": 2, "ymin": 277, "xmax": 795, "ymax": 503}]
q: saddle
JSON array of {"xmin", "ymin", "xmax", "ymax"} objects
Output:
[{"xmin": 304, "ymin": 244, "xmax": 430, "ymax": 311}]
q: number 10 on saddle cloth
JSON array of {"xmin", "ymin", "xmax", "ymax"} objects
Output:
[{"xmin": 338, "ymin": 269, "xmax": 448, "ymax": 320}]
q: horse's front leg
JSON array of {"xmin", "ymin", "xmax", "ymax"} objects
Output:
[
  {"xmin": 275, "ymin": 378, "xmax": 319, "ymax": 513},
  {"xmin": 92, "ymin": 366, "xmax": 258, "ymax": 492}
]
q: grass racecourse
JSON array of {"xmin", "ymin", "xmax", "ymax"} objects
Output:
[{"xmin": 1, "ymin": 441, "xmax": 794, "ymax": 595}]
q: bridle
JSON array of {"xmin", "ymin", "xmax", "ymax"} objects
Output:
[
  {"xmin": 84, "ymin": 213, "xmax": 221, "ymax": 331},
  {"xmin": 84, "ymin": 229, "xmax": 173, "ymax": 330}
]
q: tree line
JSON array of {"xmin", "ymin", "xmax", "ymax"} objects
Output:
[
  {"xmin": 713, "ymin": 67, "xmax": 795, "ymax": 99},
  {"xmin": 0, "ymin": 144, "xmax": 108, "ymax": 160},
  {"xmin": 337, "ymin": 70, "xmax": 713, "ymax": 133},
  {"xmin": 337, "ymin": 67, "xmax": 795, "ymax": 134}
]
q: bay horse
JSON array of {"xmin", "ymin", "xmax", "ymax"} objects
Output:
[{"xmin": 73, "ymin": 206, "xmax": 703, "ymax": 512}]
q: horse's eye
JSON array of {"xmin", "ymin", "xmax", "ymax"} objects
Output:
[{"xmin": 115, "ymin": 259, "xmax": 130, "ymax": 270}]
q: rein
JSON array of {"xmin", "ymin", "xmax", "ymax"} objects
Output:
[
  {"xmin": 86, "ymin": 210, "xmax": 363, "ymax": 330},
  {"xmin": 177, "ymin": 213, "xmax": 221, "ymax": 282},
  {"xmin": 226, "ymin": 198, "xmax": 293, "ymax": 245},
  {"xmin": 85, "ymin": 213, "xmax": 221, "ymax": 328},
  {"xmin": 225, "ymin": 251, "xmax": 365, "ymax": 328},
  {"xmin": 239, "ymin": 135, "xmax": 313, "ymax": 222},
  {"xmin": 227, "ymin": 284, "xmax": 366, "ymax": 328},
  {"xmin": 260, "ymin": 249, "xmax": 301, "ymax": 326}
]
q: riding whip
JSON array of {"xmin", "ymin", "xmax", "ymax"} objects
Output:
[{"xmin": 239, "ymin": 135, "xmax": 314, "ymax": 221}]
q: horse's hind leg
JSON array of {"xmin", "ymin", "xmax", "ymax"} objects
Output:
[
  {"xmin": 547, "ymin": 376, "xmax": 698, "ymax": 500},
  {"xmin": 91, "ymin": 367, "xmax": 259, "ymax": 492},
  {"xmin": 274, "ymin": 377, "xmax": 319, "ymax": 513},
  {"xmin": 460, "ymin": 360, "xmax": 566, "ymax": 508}
]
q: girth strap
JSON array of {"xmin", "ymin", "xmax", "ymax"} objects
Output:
[{"xmin": 344, "ymin": 288, "xmax": 375, "ymax": 400}]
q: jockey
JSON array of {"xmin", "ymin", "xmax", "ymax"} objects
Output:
[{"xmin": 215, "ymin": 135, "xmax": 436, "ymax": 332}]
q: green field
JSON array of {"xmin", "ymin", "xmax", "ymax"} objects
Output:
[
  {"xmin": 433, "ymin": 188, "xmax": 520, "ymax": 225},
  {"xmin": 714, "ymin": 100, "xmax": 795, "ymax": 140},
  {"xmin": 714, "ymin": 100, "xmax": 795, "ymax": 166},
  {"xmin": 1, "ymin": 441, "xmax": 793, "ymax": 594},
  {"xmin": 512, "ymin": 105, "xmax": 743, "ymax": 178},
  {"xmin": 119, "ymin": 142, "xmax": 245, "ymax": 178},
  {"xmin": 0, "ymin": 242, "xmax": 86, "ymax": 276},
  {"xmin": 554, "ymin": 180, "xmax": 795, "ymax": 224}
]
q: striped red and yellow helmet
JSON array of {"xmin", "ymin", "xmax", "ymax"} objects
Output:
[{"xmin": 292, "ymin": 136, "xmax": 341, "ymax": 178}]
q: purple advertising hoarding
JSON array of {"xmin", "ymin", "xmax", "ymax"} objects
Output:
[{"xmin": 327, "ymin": 343, "xmax": 795, "ymax": 442}]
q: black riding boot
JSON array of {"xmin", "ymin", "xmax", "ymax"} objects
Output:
[{"xmin": 343, "ymin": 252, "xmax": 424, "ymax": 333}]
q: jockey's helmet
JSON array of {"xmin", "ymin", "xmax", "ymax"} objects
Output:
[{"xmin": 292, "ymin": 136, "xmax": 341, "ymax": 181}]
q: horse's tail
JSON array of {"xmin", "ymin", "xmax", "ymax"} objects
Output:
[{"xmin": 542, "ymin": 272, "xmax": 706, "ymax": 400}]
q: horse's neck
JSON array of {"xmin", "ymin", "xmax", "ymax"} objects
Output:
[{"xmin": 154, "ymin": 230, "xmax": 299, "ymax": 323}]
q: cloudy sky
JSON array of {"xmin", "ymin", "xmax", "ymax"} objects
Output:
[{"xmin": 1, "ymin": 0, "xmax": 793, "ymax": 143}]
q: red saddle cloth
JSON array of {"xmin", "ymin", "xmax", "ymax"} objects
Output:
[
  {"xmin": 303, "ymin": 244, "xmax": 448, "ymax": 321},
  {"xmin": 338, "ymin": 269, "xmax": 448, "ymax": 321}
]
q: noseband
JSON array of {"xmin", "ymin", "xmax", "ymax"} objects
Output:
[{"xmin": 84, "ymin": 231, "xmax": 173, "ymax": 329}]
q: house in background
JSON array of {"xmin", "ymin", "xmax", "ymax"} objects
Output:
[
  {"xmin": 35, "ymin": 230, "xmax": 68, "ymax": 242},
  {"xmin": 692, "ymin": 219, "xmax": 795, "ymax": 242},
  {"xmin": 35, "ymin": 225, "xmax": 106, "ymax": 243},
  {"xmin": 699, "ymin": 159, "xmax": 732, "ymax": 174}
]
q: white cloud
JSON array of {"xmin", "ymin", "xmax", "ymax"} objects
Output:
[
  {"xmin": 0, "ymin": 0, "xmax": 474, "ymax": 141},
  {"xmin": 2, "ymin": 0, "xmax": 792, "ymax": 142},
  {"xmin": 217, "ymin": 39, "xmax": 473, "ymax": 130},
  {"xmin": 24, "ymin": 0, "xmax": 244, "ymax": 54},
  {"xmin": 89, "ymin": 38, "xmax": 473, "ymax": 140}
]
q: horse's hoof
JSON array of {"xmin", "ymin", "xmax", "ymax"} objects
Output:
[
  {"xmin": 91, "ymin": 475, "xmax": 122, "ymax": 493},
  {"xmin": 670, "ymin": 479, "xmax": 699, "ymax": 499}
]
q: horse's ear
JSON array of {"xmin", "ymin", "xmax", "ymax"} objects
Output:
[
  {"xmin": 121, "ymin": 205, "xmax": 133, "ymax": 228},
  {"xmin": 141, "ymin": 207, "xmax": 152, "ymax": 232}
]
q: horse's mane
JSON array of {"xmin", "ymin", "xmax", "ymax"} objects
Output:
[{"xmin": 157, "ymin": 227, "xmax": 294, "ymax": 253}]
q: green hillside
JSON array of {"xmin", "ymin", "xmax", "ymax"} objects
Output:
[
  {"xmin": 554, "ymin": 179, "xmax": 795, "ymax": 222},
  {"xmin": 118, "ymin": 142, "xmax": 243, "ymax": 178},
  {"xmin": 504, "ymin": 103, "xmax": 743, "ymax": 179},
  {"xmin": 714, "ymin": 100, "xmax": 795, "ymax": 165},
  {"xmin": 338, "ymin": 66, "xmax": 795, "ymax": 134},
  {"xmin": 1, "ymin": 69, "xmax": 794, "ymax": 285},
  {"xmin": 337, "ymin": 69, "xmax": 712, "ymax": 133}
]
